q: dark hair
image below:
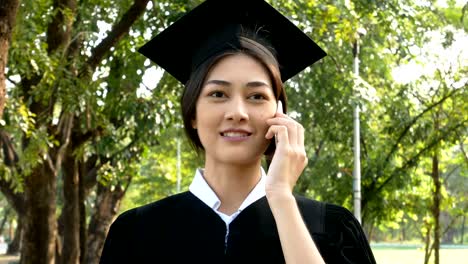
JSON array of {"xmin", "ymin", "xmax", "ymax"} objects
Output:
[{"xmin": 181, "ymin": 33, "xmax": 287, "ymax": 156}]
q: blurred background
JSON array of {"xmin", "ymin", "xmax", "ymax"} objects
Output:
[{"xmin": 0, "ymin": 0, "xmax": 466, "ymax": 263}]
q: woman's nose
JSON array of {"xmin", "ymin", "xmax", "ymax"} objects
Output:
[{"xmin": 225, "ymin": 98, "xmax": 249, "ymax": 122}]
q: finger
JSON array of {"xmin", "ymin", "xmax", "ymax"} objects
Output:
[
  {"xmin": 266, "ymin": 116, "xmax": 296, "ymax": 126},
  {"xmin": 297, "ymin": 123, "xmax": 305, "ymax": 148},
  {"xmin": 265, "ymin": 125, "xmax": 289, "ymax": 146},
  {"xmin": 274, "ymin": 111, "xmax": 289, "ymax": 119},
  {"xmin": 287, "ymin": 123, "xmax": 298, "ymax": 148},
  {"xmin": 267, "ymin": 117, "xmax": 299, "ymax": 147}
]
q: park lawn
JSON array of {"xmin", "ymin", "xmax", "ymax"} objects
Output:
[
  {"xmin": 371, "ymin": 247, "xmax": 468, "ymax": 264},
  {"xmin": 2, "ymin": 248, "xmax": 467, "ymax": 263}
]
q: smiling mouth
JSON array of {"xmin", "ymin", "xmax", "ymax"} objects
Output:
[{"xmin": 221, "ymin": 132, "xmax": 251, "ymax": 137}]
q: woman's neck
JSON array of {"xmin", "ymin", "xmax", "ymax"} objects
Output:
[{"xmin": 203, "ymin": 159, "xmax": 263, "ymax": 215}]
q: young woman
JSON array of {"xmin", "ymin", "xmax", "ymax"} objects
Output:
[{"xmin": 100, "ymin": 0, "xmax": 376, "ymax": 263}]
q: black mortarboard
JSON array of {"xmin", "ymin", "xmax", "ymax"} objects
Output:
[{"xmin": 138, "ymin": 0, "xmax": 326, "ymax": 84}]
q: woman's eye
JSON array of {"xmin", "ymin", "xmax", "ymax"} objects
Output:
[
  {"xmin": 248, "ymin": 94, "xmax": 266, "ymax": 100},
  {"xmin": 209, "ymin": 91, "xmax": 226, "ymax": 98}
]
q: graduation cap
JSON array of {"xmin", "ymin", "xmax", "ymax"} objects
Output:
[{"xmin": 138, "ymin": 0, "xmax": 326, "ymax": 84}]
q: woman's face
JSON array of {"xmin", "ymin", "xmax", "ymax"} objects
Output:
[{"xmin": 193, "ymin": 53, "xmax": 277, "ymax": 166}]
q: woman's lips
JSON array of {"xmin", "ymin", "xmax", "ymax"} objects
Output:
[
  {"xmin": 221, "ymin": 132, "xmax": 250, "ymax": 137},
  {"xmin": 220, "ymin": 130, "xmax": 252, "ymax": 141}
]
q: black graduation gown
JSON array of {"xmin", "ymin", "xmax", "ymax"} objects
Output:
[{"xmin": 100, "ymin": 192, "xmax": 376, "ymax": 264}]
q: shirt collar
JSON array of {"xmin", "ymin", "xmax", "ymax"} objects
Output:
[{"xmin": 189, "ymin": 168, "xmax": 266, "ymax": 213}]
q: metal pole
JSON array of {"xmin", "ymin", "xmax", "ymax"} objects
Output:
[
  {"xmin": 352, "ymin": 37, "xmax": 361, "ymax": 224},
  {"xmin": 176, "ymin": 137, "xmax": 181, "ymax": 193}
]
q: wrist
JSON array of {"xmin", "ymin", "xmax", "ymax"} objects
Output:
[{"xmin": 266, "ymin": 190, "xmax": 295, "ymax": 207}]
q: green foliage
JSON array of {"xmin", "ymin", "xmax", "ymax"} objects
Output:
[
  {"xmin": 1, "ymin": 0, "xmax": 467, "ymax": 247},
  {"xmin": 271, "ymin": 0, "xmax": 468, "ymax": 239},
  {"xmin": 440, "ymin": 4, "xmax": 468, "ymax": 31},
  {"xmin": 120, "ymin": 125, "xmax": 203, "ymax": 212}
]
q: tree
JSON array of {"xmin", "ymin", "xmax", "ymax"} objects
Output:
[
  {"xmin": 1, "ymin": 0, "xmax": 166, "ymax": 262},
  {"xmin": 0, "ymin": 0, "xmax": 20, "ymax": 117}
]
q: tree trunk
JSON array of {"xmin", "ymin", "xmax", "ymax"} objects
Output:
[
  {"xmin": 56, "ymin": 154, "xmax": 88, "ymax": 264},
  {"xmin": 60, "ymin": 155, "xmax": 80, "ymax": 264},
  {"xmin": 423, "ymin": 220, "xmax": 432, "ymax": 264},
  {"xmin": 367, "ymin": 220, "xmax": 375, "ymax": 242},
  {"xmin": 46, "ymin": 0, "xmax": 77, "ymax": 54},
  {"xmin": 84, "ymin": 183, "xmax": 126, "ymax": 264},
  {"xmin": 14, "ymin": 0, "xmax": 149, "ymax": 262},
  {"xmin": 7, "ymin": 216, "xmax": 21, "ymax": 255},
  {"xmin": 21, "ymin": 165, "xmax": 57, "ymax": 264},
  {"xmin": 0, "ymin": 0, "xmax": 20, "ymax": 117},
  {"xmin": 461, "ymin": 214, "xmax": 465, "ymax": 244},
  {"xmin": 431, "ymin": 153, "xmax": 441, "ymax": 264},
  {"xmin": 400, "ymin": 218, "xmax": 406, "ymax": 242},
  {"xmin": 79, "ymin": 160, "xmax": 87, "ymax": 264}
]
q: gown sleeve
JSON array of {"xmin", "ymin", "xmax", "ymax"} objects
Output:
[
  {"xmin": 321, "ymin": 204, "xmax": 377, "ymax": 264},
  {"xmin": 99, "ymin": 209, "xmax": 137, "ymax": 264}
]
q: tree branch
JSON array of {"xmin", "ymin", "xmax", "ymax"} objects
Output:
[
  {"xmin": 407, "ymin": 214, "xmax": 425, "ymax": 240},
  {"xmin": 0, "ymin": 129, "xmax": 24, "ymax": 215},
  {"xmin": 19, "ymin": 0, "xmax": 77, "ymax": 118},
  {"xmin": 46, "ymin": 153, "xmax": 57, "ymax": 176},
  {"xmin": 377, "ymin": 88, "xmax": 460, "ymax": 182},
  {"xmin": 363, "ymin": 121, "xmax": 466, "ymax": 208},
  {"xmin": 83, "ymin": 136, "xmax": 142, "ymax": 194},
  {"xmin": 54, "ymin": 113, "xmax": 74, "ymax": 176},
  {"xmin": 443, "ymin": 165, "xmax": 460, "ymax": 182},
  {"xmin": 388, "ymin": 123, "xmax": 463, "ymax": 189},
  {"xmin": 456, "ymin": 131, "xmax": 468, "ymax": 165},
  {"xmin": 0, "ymin": 176, "xmax": 25, "ymax": 216},
  {"xmin": 47, "ymin": 0, "xmax": 77, "ymax": 54},
  {"xmin": 6, "ymin": 75, "xmax": 17, "ymax": 86},
  {"xmin": 461, "ymin": 1, "xmax": 468, "ymax": 24},
  {"xmin": 441, "ymin": 206, "xmax": 468, "ymax": 238},
  {"xmin": 84, "ymin": 0, "xmax": 149, "ymax": 73}
]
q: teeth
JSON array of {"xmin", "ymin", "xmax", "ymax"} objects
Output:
[{"xmin": 223, "ymin": 132, "xmax": 249, "ymax": 137}]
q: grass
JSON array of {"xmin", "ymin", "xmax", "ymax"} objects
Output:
[
  {"xmin": 371, "ymin": 246, "xmax": 468, "ymax": 264},
  {"xmin": 2, "ymin": 246, "xmax": 467, "ymax": 263},
  {"xmin": 0, "ymin": 254, "xmax": 18, "ymax": 264}
]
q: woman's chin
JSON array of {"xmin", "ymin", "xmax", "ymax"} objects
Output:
[{"xmin": 216, "ymin": 151, "xmax": 266, "ymax": 166}]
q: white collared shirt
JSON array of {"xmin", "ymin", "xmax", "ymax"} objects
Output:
[{"xmin": 189, "ymin": 167, "xmax": 267, "ymax": 226}]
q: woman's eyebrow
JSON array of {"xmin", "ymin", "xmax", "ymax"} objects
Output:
[
  {"xmin": 245, "ymin": 81, "xmax": 271, "ymax": 88},
  {"xmin": 205, "ymin": 79, "xmax": 231, "ymax": 86},
  {"xmin": 205, "ymin": 79, "xmax": 271, "ymax": 88}
]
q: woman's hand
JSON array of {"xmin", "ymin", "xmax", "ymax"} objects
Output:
[
  {"xmin": 264, "ymin": 101, "xmax": 308, "ymax": 199},
  {"xmin": 264, "ymin": 102, "xmax": 325, "ymax": 264}
]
